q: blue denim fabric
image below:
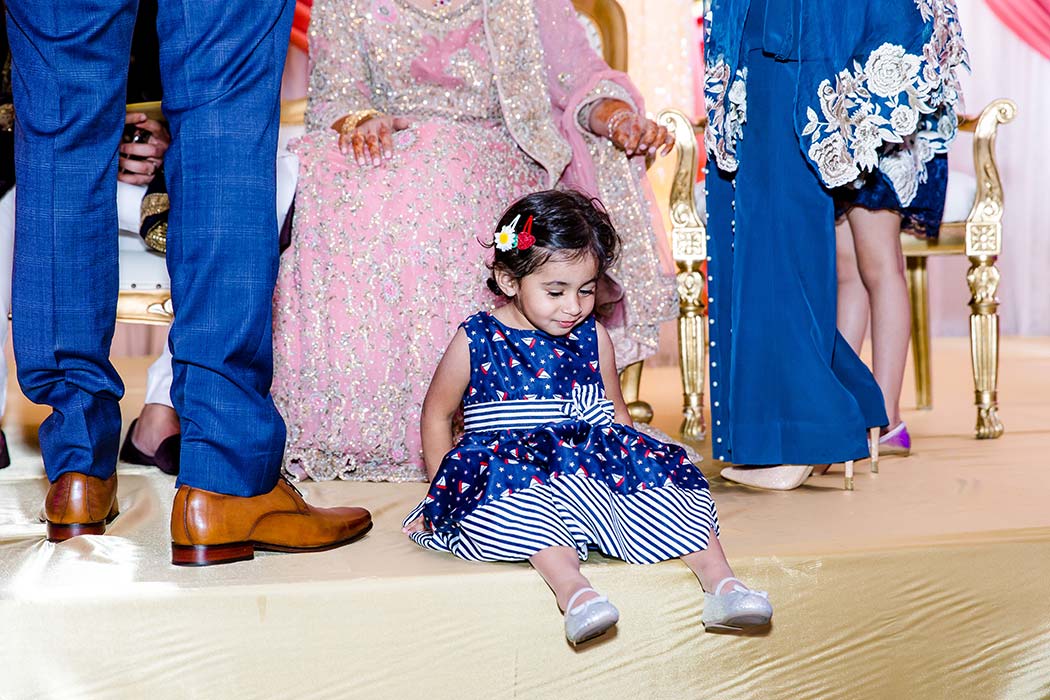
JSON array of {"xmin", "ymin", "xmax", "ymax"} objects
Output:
[{"xmin": 6, "ymin": 0, "xmax": 293, "ymax": 496}]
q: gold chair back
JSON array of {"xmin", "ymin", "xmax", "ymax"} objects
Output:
[
  {"xmin": 572, "ymin": 0, "xmax": 629, "ymax": 72},
  {"xmin": 659, "ymin": 100, "xmax": 1015, "ymax": 441}
]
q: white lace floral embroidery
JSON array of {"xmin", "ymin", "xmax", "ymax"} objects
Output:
[
  {"xmin": 704, "ymin": 56, "xmax": 747, "ymax": 172},
  {"xmin": 914, "ymin": 0, "xmax": 935, "ymax": 22},
  {"xmin": 800, "ymin": 1, "xmax": 967, "ymax": 203}
]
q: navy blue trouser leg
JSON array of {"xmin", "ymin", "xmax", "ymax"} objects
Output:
[
  {"xmin": 5, "ymin": 1, "xmax": 136, "ymax": 481},
  {"xmin": 157, "ymin": 0, "xmax": 291, "ymax": 496},
  {"xmin": 6, "ymin": 0, "xmax": 292, "ymax": 495}
]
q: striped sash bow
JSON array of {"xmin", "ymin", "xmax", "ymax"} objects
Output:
[
  {"xmin": 560, "ymin": 383, "xmax": 614, "ymax": 426},
  {"xmin": 463, "ymin": 384, "xmax": 614, "ymax": 433}
]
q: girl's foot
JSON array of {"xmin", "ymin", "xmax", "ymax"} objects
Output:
[
  {"xmin": 701, "ymin": 577, "xmax": 773, "ymax": 632},
  {"xmin": 563, "ymin": 587, "xmax": 619, "ymax": 645},
  {"xmin": 720, "ymin": 465, "xmax": 813, "ymax": 491},
  {"xmin": 879, "ymin": 422, "xmax": 911, "ymax": 456}
]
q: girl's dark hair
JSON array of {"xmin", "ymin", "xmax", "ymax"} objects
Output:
[{"xmin": 485, "ymin": 189, "xmax": 620, "ymax": 296}]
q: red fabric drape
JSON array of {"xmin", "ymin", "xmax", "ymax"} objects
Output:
[
  {"xmin": 985, "ymin": 0, "xmax": 1050, "ymax": 60},
  {"xmin": 291, "ymin": 0, "xmax": 312, "ymax": 54}
]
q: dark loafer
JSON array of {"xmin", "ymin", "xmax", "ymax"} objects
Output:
[
  {"xmin": 119, "ymin": 418, "xmax": 181, "ymax": 475},
  {"xmin": 0, "ymin": 428, "xmax": 10, "ymax": 469}
]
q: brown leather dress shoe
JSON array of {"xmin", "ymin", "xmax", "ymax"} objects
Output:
[
  {"xmin": 45, "ymin": 472, "xmax": 119, "ymax": 542},
  {"xmin": 170, "ymin": 478, "xmax": 372, "ymax": 566}
]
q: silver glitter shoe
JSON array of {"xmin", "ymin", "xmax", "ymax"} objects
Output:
[
  {"xmin": 701, "ymin": 577, "xmax": 773, "ymax": 632},
  {"xmin": 564, "ymin": 587, "xmax": 619, "ymax": 645}
]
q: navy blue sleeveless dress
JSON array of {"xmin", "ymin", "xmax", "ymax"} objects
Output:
[{"xmin": 404, "ymin": 312, "xmax": 719, "ymax": 564}]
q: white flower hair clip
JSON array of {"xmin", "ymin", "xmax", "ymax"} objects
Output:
[{"xmin": 494, "ymin": 214, "xmax": 535, "ymax": 252}]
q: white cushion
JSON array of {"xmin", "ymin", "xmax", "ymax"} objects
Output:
[
  {"xmin": 692, "ymin": 185, "xmax": 708, "ymax": 221},
  {"xmin": 943, "ymin": 169, "xmax": 977, "ymax": 223},
  {"xmin": 119, "ymin": 232, "xmax": 169, "ymax": 291}
]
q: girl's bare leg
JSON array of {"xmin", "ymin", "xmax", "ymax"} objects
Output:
[
  {"xmin": 680, "ymin": 529, "xmax": 736, "ymax": 592},
  {"xmin": 848, "ymin": 208, "xmax": 908, "ymax": 428},
  {"xmin": 530, "ymin": 545, "xmax": 597, "ymax": 610},
  {"xmin": 836, "ymin": 216, "xmax": 870, "ymax": 352}
]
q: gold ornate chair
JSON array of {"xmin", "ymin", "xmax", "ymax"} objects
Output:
[
  {"xmin": 659, "ymin": 99, "xmax": 1016, "ymax": 442},
  {"xmin": 657, "ymin": 109, "xmax": 709, "ymax": 441},
  {"xmin": 901, "ymin": 99, "xmax": 1016, "ymax": 439}
]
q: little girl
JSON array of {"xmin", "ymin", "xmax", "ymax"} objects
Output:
[{"xmin": 403, "ymin": 190, "xmax": 772, "ymax": 644}]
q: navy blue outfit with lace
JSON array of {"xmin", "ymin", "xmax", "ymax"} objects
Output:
[
  {"xmin": 404, "ymin": 312, "xmax": 719, "ymax": 563},
  {"xmin": 702, "ymin": 0, "xmax": 965, "ymax": 465}
]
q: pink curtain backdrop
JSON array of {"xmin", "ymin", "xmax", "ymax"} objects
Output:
[{"xmin": 985, "ymin": 0, "xmax": 1050, "ymax": 59}]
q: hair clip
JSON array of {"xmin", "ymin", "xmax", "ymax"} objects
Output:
[
  {"xmin": 494, "ymin": 214, "xmax": 536, "ymax": 252},
  {"xmin": 517, "ymin": 215, "xmax": 535, "ymax": 250}
]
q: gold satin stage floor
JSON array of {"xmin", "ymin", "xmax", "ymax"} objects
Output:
[{"xmin": 2, "ymin": 338, "xmax": 1050, "ymax": 699}]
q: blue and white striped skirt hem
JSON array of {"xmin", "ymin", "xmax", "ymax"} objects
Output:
[{"xmin": 405, "ymin": 475, "xmax": 720, "ymax": 564}]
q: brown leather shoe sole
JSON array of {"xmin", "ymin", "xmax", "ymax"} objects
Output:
[
  {"xmin": 46, "ymin": 509, "xmax": 120, "ymax": 543},
  {"xmin": 171, "ymin": 520, "xmax": 373, "ymax": 567}
]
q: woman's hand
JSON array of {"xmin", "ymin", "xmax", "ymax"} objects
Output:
[
  {"xmin": 118, "ymin": 112, "xmax": 170, "ymax": 185},
  {"xmin": 335, "ymin": 113, "xmax": 411, "ymax": 167},
  {"xmin": 589, "ymin": 98, "xmax": 674, "ymax": 158}
]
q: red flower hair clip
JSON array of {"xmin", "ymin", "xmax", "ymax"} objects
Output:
[
  {"xmin": 494, "ymin": 214, "xmax": 536, "ymax": 251},
  {"xmin": 517, "ymin": 215, "xmax": 536, "ymax": 250}
]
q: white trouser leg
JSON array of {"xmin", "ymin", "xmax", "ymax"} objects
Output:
[
  {"xmin": 144, "ymin": 335, "xmax": 174, "ymax": 408},
  {"xmin": 0, "ymin": 189, "xmax": 16, "ymax": 421}
]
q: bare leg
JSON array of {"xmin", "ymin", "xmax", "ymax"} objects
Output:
[
  {"xmin": 835, "ymin": 216, "xmax": 870, "ymax": 353},
  {"xmin": 530, "ymin": 545, "xmax": 597, "ymax": 611},
  {"xmin": 848, "ymin": 208, "xmax": 908, "ymax": 428},
  {"xmin": 680, "ymin": 529, "xmax": 736, "ymax": 592},
  {"xmin": 131, "ymin": 404, "xmax": 180, "ymax": 456}
]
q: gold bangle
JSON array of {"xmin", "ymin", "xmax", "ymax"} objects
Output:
[{"xmin": 338, "ymin": 109, "xmax": 380, "ymax": 136}]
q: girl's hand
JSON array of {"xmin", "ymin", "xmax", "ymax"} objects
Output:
[
  {"xmin": 588, "ymin": 98, "xmax": 675, "ymax": 158},
  {"xmin": 402, "ymin": 515, "xmax": 428, "ymax": 534},
  {"xmin": 336, "ymin": 113, "xmax": 411, "ymax": 167}
]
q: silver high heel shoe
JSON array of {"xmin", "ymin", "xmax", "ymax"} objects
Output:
[
  {"xmin": 563, "ymin": 587, "xmax": 619, "ymax": 645},
  {"xmin": 701, "ymin": 577, "xmax": 773, "ymax": 632}
]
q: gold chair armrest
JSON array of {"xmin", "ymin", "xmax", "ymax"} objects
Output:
[
  {"xmin": 281, "ymin": 97, "xmax": 307, "ymax": 126},
  {"xmin": 965, "ymin": 98, "xmax": 1017, "ymax": 257},
  {"xmin": 125, "ymin": 100, "xmax": 165, "ymax": 122},
  {"xmin": 659, "ymin": 109, "xmax": 706, "ymax": 263}
]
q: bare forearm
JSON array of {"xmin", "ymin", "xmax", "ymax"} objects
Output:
[
  {"xmin": 420, "ymin": 412, "xmax": 455, "ymax": 481},
  {"xmin": 587, "ymin": 98, "xmax": 633, "ymax": 137}
]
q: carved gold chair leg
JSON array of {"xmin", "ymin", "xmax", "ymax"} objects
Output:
[
  {"xmin": 869, "ymin": 426, "xmax": 880, "ymax": 474},
  {"xmin": 677, "ymin": 265, "xmax": 708, "ymax": 441},
  {"xmin": 967, "ymin": 255, "xmax": 1004, "ymax": 439},
  {"xmin": 905, "ymin": 256, "xmax": 932, "ymax": 410},
  {"xmin": 962, "ymin": 98, "xmax": 1014, "ymax": 440},
  {"xmin": 619, "ymin": 361, "xmax": 653, "ymax": 424},
  {"xmin": 659, "ymin": 108, "xmax": 709, "ymax": 442}
]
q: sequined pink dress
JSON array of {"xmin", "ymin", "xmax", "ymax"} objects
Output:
[{"xmin": 273, "ymin": 0, "xmax": 677, "ymax": 481}]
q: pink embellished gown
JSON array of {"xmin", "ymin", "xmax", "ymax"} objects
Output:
[{"xmin": 273, "ymin": 0, "xmax": 677, "ymax": 481}]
